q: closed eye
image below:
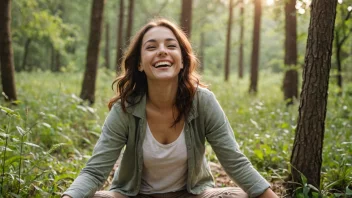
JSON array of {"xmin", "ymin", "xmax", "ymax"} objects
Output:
[
  {"xmin": 146, "ymin": 46, "xmax": 156, "ymax": 50},
  {"xmin": 168, "ymin": 44, "xmax": 177, "ymax": 48}
]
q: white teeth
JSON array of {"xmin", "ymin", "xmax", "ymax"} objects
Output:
[{"xmin": 155, "ymin": 61, "xmax": 172, "ymax": 67}]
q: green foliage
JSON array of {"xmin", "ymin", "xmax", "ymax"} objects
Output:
[{"xmin": 0, "ymin": 71, "xmax": 351, "ymax": 196}]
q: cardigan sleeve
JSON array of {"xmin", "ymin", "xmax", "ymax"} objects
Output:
[
  {"xmin": 203, "ymin": 91, "xmax": 270, "ymax": 198},
  {"xmin": 62, "ymin": 103, "xmax": 128, "ymax": 198}
]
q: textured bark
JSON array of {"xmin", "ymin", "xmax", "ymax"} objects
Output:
[
  {"xmin": 126, "ymin": 0, "xmax": 134, "ymax": 43},
  {"xmin": 116, "ymin": 0, "xmax": 124, "ymax": 72},
  {"xmin": 238, "ymin": 0, "xmax": 244, "ymax": 79},
  {"xmin": 180, "ymin": 0, "xmax": 193, "ymax": 38},
  {"xmin": 0, "ymin": 0, "xmax": 17, "ymax": 101},
  {"xmin": 224, "ymin": 0, "xmax": 233, "ymax": 82},
  {"xmin": 283, "ymin": 0, "xmax": 298, "ymax": 105},
  {"xmin": 105, "ymin": 22, "xmax": 110, "ymax": 69},
  {"xmin": 290, "ymin": 0, "xmax": 337, "ymax": 192},
  {"xmin": 80, "ymin": 0, "xmax": 105, "ymax": 104},
  {"xmin": 249, "ymin": 0, "xmax": 261, "ymax": 93}
]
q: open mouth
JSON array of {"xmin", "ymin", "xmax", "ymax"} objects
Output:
[{"xmin": 154, "ymin": 61, "xmax": 173, "ymax": 68}]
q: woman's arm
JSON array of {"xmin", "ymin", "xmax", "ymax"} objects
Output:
[
  {"xmin": 202, "ymin": 90, "xmax": 275, "ymax": 197},
  {"xmin": 258, "ymin": 188, "xmax": 279, "ymax": 198},
  {"xmin": 62, "ymin": 103, "xmax": 128, "ymax": 198}
]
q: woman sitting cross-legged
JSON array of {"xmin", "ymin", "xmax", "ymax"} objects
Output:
[{"xmin": 62, "ymin": 18, "xmax": 279, "ymax": 198}]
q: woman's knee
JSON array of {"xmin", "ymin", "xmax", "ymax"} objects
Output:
[
  {"xmin": 197, "ymin": 187, "xmax": 248, "ymax": 198},
  {"xmin": 93, "ymin": 191, "xmax": 128, "ymax": 198}
]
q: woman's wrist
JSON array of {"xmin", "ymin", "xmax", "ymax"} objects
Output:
[{"xmin": 258, "ymin": 188, "xmax": 279, "ymax": 198}]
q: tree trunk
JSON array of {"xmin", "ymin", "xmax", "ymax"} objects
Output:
[
  {"xmin": 335, "ymin": 32, "xmax": 342, "ymax": 89},
  {"xmin": 249, "ymin": 0, "xmax": 262, "ymax": 93},
  {"xmin": 283, "ymin": 0, "xmax": 298, "ymax": 105},
  {"xmin": 116, "ymin": 0, "xmax": 124, "ymax": 72},
  {"xmin": 0, "ymin": 0, "xmax": 17, "ymax": 102},
  {"xmin": 290, "ymin": 0, "xmax": 337, "ymax": 193},
  {"xmin": 21, "ymin": 38, "xmax": 31, "ymax": 71},
  {"xmin": 54, "ymin": 51, "xmax": 61, "ymax": 72},
  {"xmin": 199, "ymin": 32, "xmax": 205, "ymax": 72},
  {"xmin": 224, "ymin": 0, "xmax": 233, "ymax": 82},
  {"xmin": 180, "ymin": 0, "xmax": 193, "ymax": 38},
  {"xmin": 51, "ymin": 44, "xmax": 55, "ymax": 71},
  {"xmin": 126, "ymin": 0, "xmax": 135, "ymax": 44},
  {"xmin": 80, "ymin": 0, "xmax": 105, "ymax": 104},
  {"xmin": 105, "ymin": 22, "xmax": 110, "ymax": 69},
  {"xmin": 238, "ymin": 0, "xmax": 244, "ymax": 79}
]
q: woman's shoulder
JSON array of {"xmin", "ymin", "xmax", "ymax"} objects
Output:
[
  {"xmin": 195, "ymin": 86, "xmax": 214, "ymax": 99},
  {"xmin": 109, "ymin": 100, "xmax": 127, "ymax": 114}
]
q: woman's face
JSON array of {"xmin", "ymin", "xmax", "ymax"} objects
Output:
[{"xmin": 139, "ymin": 26, "xmax": 183, "ymax": 83}]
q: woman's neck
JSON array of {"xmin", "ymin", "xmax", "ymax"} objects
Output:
[{"xmin": 147, "ymin": 79, "xmax": 178, "ymax": 110}]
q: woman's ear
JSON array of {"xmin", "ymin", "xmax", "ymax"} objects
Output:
[{"xmin": 138, "ymin": 63, "xmax": 144, "ymax": 72}]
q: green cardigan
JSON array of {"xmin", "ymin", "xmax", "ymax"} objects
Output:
[{"xmin": 63, "ymin": 87, "xmax": 270, "ymax": 198}]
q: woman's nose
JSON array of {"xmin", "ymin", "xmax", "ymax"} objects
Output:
[{"xmin": 157, "ymin": 46, "xmax": 167, "ymax": 56}]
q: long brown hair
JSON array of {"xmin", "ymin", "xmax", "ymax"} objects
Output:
[{"xmin": 108, "ymin": 18, "xmax": 206, "ymax": 126}]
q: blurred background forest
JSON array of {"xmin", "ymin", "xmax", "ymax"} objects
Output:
[{"xmin": 0, "ymin": 0, "xmax": 352, "ymax": 197}]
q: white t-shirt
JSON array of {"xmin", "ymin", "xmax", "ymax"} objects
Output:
[{"xmin": 140, "ymin": 123, "xmax": 187, "ymax": 194}]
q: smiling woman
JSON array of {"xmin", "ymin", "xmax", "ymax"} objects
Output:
[{"xmin": 61, "ymin": 18, "xmax": 278, "ymax": 198}]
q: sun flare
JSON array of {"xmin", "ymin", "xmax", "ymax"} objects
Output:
[{"xmin": 267, "ymin": 0, "xmax": 275, "ymax": 6}]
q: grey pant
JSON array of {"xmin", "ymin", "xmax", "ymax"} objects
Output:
[{"xmin": 93, "ymin": 187, "xmax": 248, "ymax": 198}]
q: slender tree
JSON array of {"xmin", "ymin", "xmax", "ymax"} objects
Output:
[
  {"xmin": 21, "ymin": 39, "xmax": 31, "ymax": 71},
  {"xmin": 126, "ymin": 0, "xmax": 135, "ymax": 44},
  {"xmin": 180, "ymin": 0, "xmax": 193, "ymax": 38},
  {"xmin": 116, "ymin": 0, "xmax": 124, "ymax": 72},
  {"xmin": 290, "ymin": 0, "xmax": 337, "ymax": 193},
  {"xmin": 105, "ymin": 22, "xmax": 110, "ymax": 69},
  {"xmin": 0, "ymin": 0, "xmax": 17, "ymax": 101},
  {"xmin": 249, "ymin": 0, "xmax": 262, "ymax": 93},
  {"xmin": 80, "ymin": 0, "xmax": 105, "ymax": 104},
  {"xmin": 238, "ymin": 0, "xmax": 244, "ymax": 79},
  {"xmin": 283, "ymin": 0, "xmax": 298, "ymax": 105},
  {"xmin": 224, "ymin": 0, "xmax": 234, "ymax": 82},
  {"xmin": 334, "ymin": 5, "xmax": 352, "ymax": 90}
]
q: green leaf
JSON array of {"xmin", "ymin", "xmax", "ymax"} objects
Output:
[
  {"xmin": 308, "ymin": 184, "xmax": 319, "ymax": 192},
  {"xmin": 0, "ymin": 132, "xmax": 10, "ymax": 138},
  {"xmin": 346, "ymin": 186, "xmax": 352, "ymax": 195},
  {"xmin": 296, "ymin": 192, "xmax": 305, "ymax": 198},
  {"xmin": 0, "ymin": 105, "xmax": 21, "ymax": 119},
  {"xmin": 303, "ymin": 185, "xmax": 310, "ymax": 197},
  {"xmin": 253, "ymin": 149, "xmax": 264, "ymax": 160},
  {"xmin": 250, "ymin": 119, "xmax": 260, "ymax": 130},
  {"xmin": 23, "ymin": 142, "xmax": 41, "ymax": 148},
  {"xmin": 41, "ymin": 122, "xmax": 52, "ymax": 128},
  {"xmin": 47, "ymin": 143, "xmax": 66, "ymax": 154},
  {"xmin": 5, "ymin": 156, "xmax": 21, "ymax": 166},
  {"xmin": 16, "ymin": 126, "xmax": 25, "ymax": 136},
  {"xmin": 0, "ymin": 146, "xmax": 13, "ymax": 152},
  {"xmin": 311, "ymin": 192, "xmax": 319, "ymax": 198},
  {"xmin": 300, "ymin": 172, "xmax": 308, "ymax": 185}
]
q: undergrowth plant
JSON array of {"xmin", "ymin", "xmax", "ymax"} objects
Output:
[{"xmin": 0, "ymin": 70, "xmax": 350, "ymax": 197}]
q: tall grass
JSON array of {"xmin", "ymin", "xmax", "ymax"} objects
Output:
[{"xmin": 0, "ymin": 69, "xmax": 351, "ymax": 197}]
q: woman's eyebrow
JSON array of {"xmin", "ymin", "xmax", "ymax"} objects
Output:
[{"xmin": 143, "ymin": 38, "xmax": 177, "ymax": 46}]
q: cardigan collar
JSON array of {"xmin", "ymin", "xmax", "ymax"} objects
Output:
[{"xmin": 127, "ymin": 91, "xmax": 199, "ymax": 123}]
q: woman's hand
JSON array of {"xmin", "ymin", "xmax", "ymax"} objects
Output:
[{"xmin": 258, "ymin": 188, "xmax": 279, "ymax": 198}]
